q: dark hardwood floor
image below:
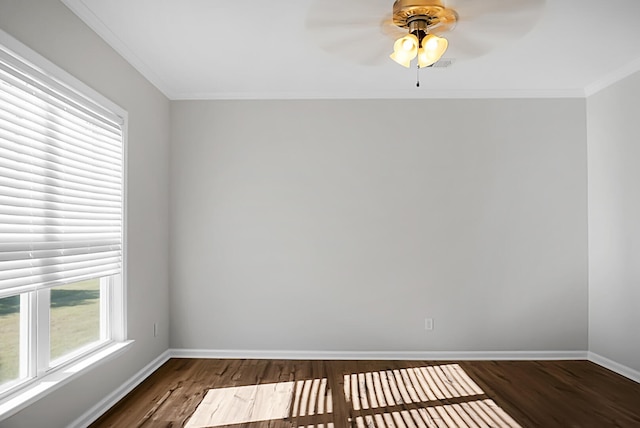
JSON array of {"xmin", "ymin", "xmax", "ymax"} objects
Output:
[{"xmin": 90, "ymin": 359, "xmax": 640, "ymax": 428}]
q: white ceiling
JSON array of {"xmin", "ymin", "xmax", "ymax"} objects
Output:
[{"xmin": 63, "ymin": 0, "xmax": 640, "ymax": 100}]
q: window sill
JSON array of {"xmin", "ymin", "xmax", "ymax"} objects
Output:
[{"xmin": 0, "ymin": 340, "xmax": 134, "ymax": 422}]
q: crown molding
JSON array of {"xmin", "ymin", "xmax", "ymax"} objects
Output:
[
  {"xmin": 172, "ymin": 88, "xmax": 585, "ymax": 101},
  {"xmin": 584, "ymin": 58, "xmax": 640, "ymax": 97},
  {"xmin": 61, "ymin": 0, "xmax": 175, "ymax": 99}
]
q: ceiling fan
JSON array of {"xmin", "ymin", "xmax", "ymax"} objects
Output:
[{"xmin": 306, "ymin": 0, "xmax": 546, "ymax": 69}]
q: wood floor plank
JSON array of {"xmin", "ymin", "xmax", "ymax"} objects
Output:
[{"xmin": 90, "ymin": 359, "xmax": 640, "ymax": 428}]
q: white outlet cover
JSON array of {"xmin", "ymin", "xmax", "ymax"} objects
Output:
[{"xmin": 424, "ymin": 318, "xmax": 434, "ymax": 331}]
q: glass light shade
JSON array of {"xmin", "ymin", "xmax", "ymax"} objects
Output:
[
  {"xmin": 417, "ymin": 34, "xmax": 448, "ymax": 68},
  {"xmin": 390, "ymin": 34, "xmax": 419, "ymax": 68}
]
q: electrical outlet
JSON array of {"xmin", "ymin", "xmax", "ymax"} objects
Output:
[{"xmin": 424, "ymin": 318, "xmax": 434, "ymax": 331}]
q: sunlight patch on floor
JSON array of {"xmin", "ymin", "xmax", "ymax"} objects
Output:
[
  {"xmin": 344, "ymin": 364, "xmax": 522, "ymax": 428},
  {"xmin": 185, "ymin": 378, "xmax": 332, "ymax": 427}
]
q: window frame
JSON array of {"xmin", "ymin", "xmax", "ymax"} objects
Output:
[{"xmin": 0, "ymin": 29, "xmax": 130, "ymax": 420}]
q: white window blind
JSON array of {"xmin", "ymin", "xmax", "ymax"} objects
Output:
[{"xmin": 0, "ymin": 46, "xmax": 123, "ymax": 295}]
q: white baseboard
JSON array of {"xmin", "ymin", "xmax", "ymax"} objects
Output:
[
  {"xmin": 68, "ymin": 349, "xmax": 171, "ymax": 428},
  {"xmin": 169, "ymin": 348, "xmax": 588, "ymax": 361},
  {"xmin": 67, "ymin": 348, "xmax": 639, "ymax": 427},
  {"xmin": 588, "ymin": 352, "xmax": 640, "ymax": 384}
]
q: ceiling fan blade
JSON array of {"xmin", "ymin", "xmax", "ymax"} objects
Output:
[
  {"xmin": 306, "ymin": 0, "xmax": 391, "ymax": 32},
  {"xmin": 306, "ymin": 16, "xmax": 387, "ymax": 32},
  {"xmin": 441, "ymin": 0, "xmax": 544, "ymax": 61},
  {"xmin": 306, "ymin": 0, "xmax": 397, "ymax": 65},
  {"xmin": 447, "ymin": 0, "xmax": 544, "ymax": 20},
  {"xmin": 444, "ymin": 31, "xmax": 493, "ymax": 59},
  {"xmin": 309, "ymin": 26, "xmax": 392, "ymax": 66}
]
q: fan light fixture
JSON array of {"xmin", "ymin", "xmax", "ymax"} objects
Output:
[{"xmin": 390, "ymin": 0, "xmax": 457, "ymax": 68}]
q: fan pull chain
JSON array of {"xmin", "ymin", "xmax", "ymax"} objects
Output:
[{"xmin": 416, "ymin": 64, "xmax": 420, "ymax": 87}]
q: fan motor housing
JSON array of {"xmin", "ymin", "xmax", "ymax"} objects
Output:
[{"xmin": 392, "ymin": 0, "xmax": 457, "ymax": 30}]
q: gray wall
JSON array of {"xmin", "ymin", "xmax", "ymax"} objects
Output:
[
  {"xmin": 170, "ymin": 99, "xmax": 588, "ymax": 352},
  {"xmin": 0, "ymin": 0, "xmax": 171, "ymax": 426},
  {"xmin": 587, "ymin": 71, "xmax": 640, "ymax": 373}
]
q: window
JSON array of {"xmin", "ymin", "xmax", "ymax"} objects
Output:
[{"xmin": 0, "ymin": 34, "xmax": 127, "ymax": 409}]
